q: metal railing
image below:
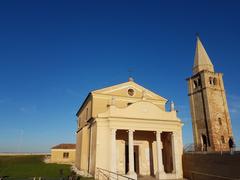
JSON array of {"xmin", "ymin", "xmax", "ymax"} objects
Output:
[
  {"xmin": 184, "ymin": 143, "xmax": 240, "ymax": 154},
  {"xmin": 184, "ymin": 143, "xmax": 195, "ymax": 152},
  {"xmin": 0, "ymin": 176, "xmax": 77, "ymax": 180},
  {"xmin": 191, "ymin": 171, "xmax": 240, "ymax": 180},
  {"xmin": 96, "ymin": 168, "xmax": 135, "ymax": 180},
  {"xmin": 0, "ymin": 178, "xmax": 65, "ymax": 180}
]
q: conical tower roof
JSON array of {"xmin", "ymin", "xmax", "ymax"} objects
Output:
[{"xmin": 193, "ymin": 36, "xmax": 214, "ymax": 74}]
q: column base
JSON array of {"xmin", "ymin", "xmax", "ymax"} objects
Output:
[
  {"xmin": 127, "ymin": 171, "xmax": 137, "ymax": 180},
  {"xmin": 156, "ymin": 171, "xmax": 166, "ymax": 180}
]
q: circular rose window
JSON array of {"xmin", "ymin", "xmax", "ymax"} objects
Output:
[{"xmin": 128, "ymin": 88, "xmax": 135, "ymax": 96}]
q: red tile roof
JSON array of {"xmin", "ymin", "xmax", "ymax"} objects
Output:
[{"xmin": 51, "ymin": 143, "xmax": 76, "ymax": 149}]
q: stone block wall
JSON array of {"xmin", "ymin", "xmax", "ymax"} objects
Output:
[{"xmin": 183, "ymin": 152, "xmax": 240, "ymax": 180}]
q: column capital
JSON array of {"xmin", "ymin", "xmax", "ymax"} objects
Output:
[
  {"xmin": 110, "ymin": 128, "xmax": 117, "ymax": 131},
  {"xmin": 110, "ymin": 128, "xmax": 117, "ymax": 135},
  {"xmin": 171, "ymin": 131, "xmax": 178, "ymax": 137},
  {"xmin": 128, "ymin": 129, "xmax": 135, "ymax": 133}
]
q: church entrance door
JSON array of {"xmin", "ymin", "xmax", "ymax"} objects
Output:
[
  {"xmin": 134, "ymin": 145, "xmax": 140, "ymax": 174},
  {"xmin": 124, "ymin": 144, "xmax": 140, "ymax": 175}
]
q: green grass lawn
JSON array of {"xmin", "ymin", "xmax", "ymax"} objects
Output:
[{"xmin": 0, "ymin": 155, "xmax": 71, "ymax": 179}]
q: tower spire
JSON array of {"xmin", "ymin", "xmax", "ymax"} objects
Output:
[{"xmin": 193, "ymin": 36, "xmax": 214, "ymax": 74}]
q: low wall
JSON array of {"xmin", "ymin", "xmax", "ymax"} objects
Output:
[{"xmin": 183, "ymin": 152, "xmax": 240, "ymax": 180}]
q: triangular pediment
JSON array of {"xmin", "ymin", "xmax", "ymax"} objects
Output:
[{"xmin": 92, "ymin": 81, "xmax": 167, "ymax": 102}]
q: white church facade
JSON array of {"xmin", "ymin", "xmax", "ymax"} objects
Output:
[{"xmin": 75, "ymin": 80, "xmax": 183, "ymax": 180}]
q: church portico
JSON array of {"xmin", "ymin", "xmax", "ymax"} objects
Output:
[
  {"xmin": 112, "ymin": 129, "xmax": 180, "ymax": 180},
  {"xmin": 95, "ymin": 101, "xmax": 183, "ymax": 180}
]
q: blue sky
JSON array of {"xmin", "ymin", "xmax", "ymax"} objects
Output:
[{"xmin": 0, "ymin": 0, "xmax": 240, "ymax": 152}]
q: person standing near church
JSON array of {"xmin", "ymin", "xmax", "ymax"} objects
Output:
[{"xmin": 228, "ymin": 137, "xmax": 235, "ymax": 155}]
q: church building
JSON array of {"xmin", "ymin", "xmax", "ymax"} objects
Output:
[
  {"xmin": 187, "ymin": 37, "xmax": 233, "ymax": 152},
  {"xmin": 75, "ymin": 79, "xmax": 183, "ymax": 179}
]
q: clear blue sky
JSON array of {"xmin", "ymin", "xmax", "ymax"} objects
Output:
[{"xmin": 0, "ymin": 0, "xmax": 239, "ymax": 152}]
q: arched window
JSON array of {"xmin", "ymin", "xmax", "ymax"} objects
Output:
[
  {"xmin": 221, "ymin": 136, "xmax": 225, "ymax": 144},
  {"xmin": 198, "ymin": 79, "xmax": 202, "ymax": 87},
  {"xmin": 193, "ymin": 80, "xmax": 198, "ymax": 89},
  {"xmin": 218, "ymin": 118, "xmax": 222, "ymax": 126},
  {"xmin": 209, "ymin": 77, "xmax": 213, "ymax": 85}
]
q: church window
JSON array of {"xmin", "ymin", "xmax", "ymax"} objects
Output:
[
  {"xmin": 63, "ymin": 152, "xmax": 69, "ymax": 158},
  {"xmin": 193, "ymin": 80, "xmax": 198, "ymax": 89},
  {"xmin": 209, "ymin": 77, "xmax": 213, "ymax": 85},
  {"xmin": 198, "ymin": 79, "xmax": 202, "ymax": 87},
  {"xmin": 218, "ymin": 118, "xmax": 222, "ymax": 126},
  {"xmin": 221, "ymin": 136, "xmax": 225, "ymax": 144},
  {"xmin": 128, "ymin": 89, "xmax": 135, "ymax": 96}
]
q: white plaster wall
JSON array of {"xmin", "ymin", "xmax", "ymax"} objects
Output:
[{"xmin": 95, "ymin": 121, "xmax": 111, "ymax": 171}]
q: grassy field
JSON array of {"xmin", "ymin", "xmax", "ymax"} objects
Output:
[{"xmin": 0, "ymin": 155, "xmax": 71, "ymax": 179}]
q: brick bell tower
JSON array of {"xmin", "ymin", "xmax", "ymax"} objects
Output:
[{"xmin": 187, "ymin": 36, "xmax": 233, "ymax": 152}]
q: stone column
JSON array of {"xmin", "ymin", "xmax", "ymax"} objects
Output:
[
  {"xmin": 156, "ymin": 131, "xmax": 165, "ymax": 180},
  {"xmin": 173, "ymin": 131, "xmax": 183, "ymax": 179},
  {"xmin": 127, "ymin": 129, "xmax": 137, "ymax": 179},
  {"xmin": 110, "ymin": 128, "xmax": 117, "ymax": 173},
  {"xmin": 171, "ymin": 132, "xmax": 176, "ymax": 174}
]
